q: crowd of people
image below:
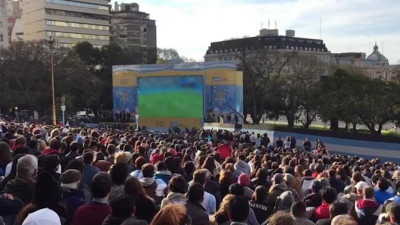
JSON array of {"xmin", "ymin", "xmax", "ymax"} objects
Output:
[{"xmin": 0, "ymin": 121, "xmax": 400, "ymax": 225}]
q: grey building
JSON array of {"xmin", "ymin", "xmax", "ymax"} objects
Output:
[
  {"xmin": 111, "ymin": 2, "xmax": 156, "ymax": 62},
  {"xmin": 21, "ymin": 0, "xmax": 111, "ymax": 47}
]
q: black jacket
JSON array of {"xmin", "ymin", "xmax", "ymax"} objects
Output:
[{"xmin": 186, "ymin": 201, "xmax": 209, "ymax": 225}]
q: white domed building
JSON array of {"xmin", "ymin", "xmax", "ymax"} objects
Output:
[{"xmin": 363, "ymin": 43, "xmax": 391, "ymax": 80}]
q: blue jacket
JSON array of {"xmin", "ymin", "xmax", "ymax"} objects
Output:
[{"xmin": 61, "ymin": 187, "xmax": 86, "ymax": 224}]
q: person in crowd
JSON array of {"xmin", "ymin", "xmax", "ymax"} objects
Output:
[
  {"xmin": 161, "ymin": 175, "xmax": 188, "ymax": 208},
  {"xmin": 108, "ymin": 163, "xmax": 129, "ymax": 204},
  {"xmin": 375, "ymin": 178, "xmax": 394, "ymax": 205},
  {"xmin": 102, "ymin": 194, "xmax": 135, "ymax": 225},
  {"xmin": 313, "ymin": 186, "xmax": 338, "ymax": 221},
  {"xmin": 4, "ymin": 155, "xmax": 37, "ymax": 205},
  {"xmin": 267, "ymin": 174, "xmax": 288, "ymax": 214},
  {"xmin": 73, "ymin": 172, "xmax": 112, "ymax": 225},
  {"xmin": 185, "ymin": 183, "xmax": 209, "ymax": 225},
  {"xmin": 80, "ymin": 151, "xmax": 100, "ymax": 187},
  {"xmin": 228, "ymin": 196, "xmax": 249, "ymax": 225},
  {"xmin": 328, "ymin": 170, "xmax": 346, "ymax": 194},
  {"xmin": 331, "ymin": 215, "xmax": 357, "ymax": 225},
  {"xmin": 249, "ymin": 186, "xmax": 269, "ymax": 224},
  {"xmin": 154, "ymin": 161, "xmax": 172, "ymax": 184},
  {"xmin": 150, "ymin": 204, "xmax": 190, "ymax": 225},
  {"xmin": 17, "ymin": 171, "xmax": 66, "ymax": 225},
  {"xmin": 60, "ymin": 169, "xmax": 85, "ymax": 224},
  {"xmin": 268, "ymin": 211, "xmax": 296, "ymax": 225},
  {"xmin": 210, "ymin": 194, "xmax": 235, "ymax": 225},
  {"xmin": 291, "ymin": 201, "xmax": 315, "ymax": 225},
  {"xmin": 234, "ymin": 154, "xmax": 250, "ymax": 176},
  {"xmin": 350, "ymin": 186, "xmax": 382, "ymax": 225},
  {"xmin": 303, "ymin": 138, "xmax": 312, "ymax": 152},
  {"xmin": 316, "ymin": 200, "xmax": 349, "ymax": 225},
  {"xmin": 387, "ymin": 204, "xmax": 400, "ymax": 224},
  {"xmin": 139, "ymin": 163, "xmax": 167, "ymax": 204},
  {"xmin": 192, "ymin": 169, "xmax": 217, "ymax": 215},
  {"xmin": 130, "ymin": 156, "xmax": 146, "ymax": 179}
]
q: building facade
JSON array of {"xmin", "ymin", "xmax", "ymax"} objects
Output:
[
  {"xmin": 21, "ymin": 0, "xmax": 110, "ymax": 47},
  {"xmin": 333, "ymin": 44, "xmax": 393, "ymax": 80},
  {"xmin": 205, "ymin": 28, "xmax": 332, "ymax": 65},
  {"xmin": 0, "ymin": 0, "xmax": 9, "ymax": 48},
  {"xmin": 111, "ymin": 2, "xmax": 156, "ymax": 62}
]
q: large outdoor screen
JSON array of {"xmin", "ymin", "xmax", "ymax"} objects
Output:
[{"xmin": 138, "ymin": 75, "xmax": 204, "ymax": 118}]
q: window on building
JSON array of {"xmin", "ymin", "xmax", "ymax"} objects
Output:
[
  {"xmin": 46, "ymin": 20, "xmax": 109, "ymax": 31},
  {"xmin": 46, "ymin": 31, "xmax": 109, "ymax": 41},
  {"xmin": 45, "ymin": 0, "xmax": 109, "ymax": 10}
]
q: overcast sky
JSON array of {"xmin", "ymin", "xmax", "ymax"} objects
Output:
[{"xmin": 114, "ymin": 0, "xmax": 400, "ymax": 64}]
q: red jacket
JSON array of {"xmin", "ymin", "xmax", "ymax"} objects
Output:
[
  {"xmin": 42, "ymin": 148, "xmax": 59, "ymax": 155},
  {"xmin": 314, "ymin": 203, "xmax": 330, "ymax": 220},
  {"xmin": 73, "ymin": 201, "xmax": 111, "ymax": 225}
]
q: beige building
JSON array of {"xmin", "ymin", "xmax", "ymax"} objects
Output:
[
  {"xmin": 21, "ymin": 0, "xmax": 110, "ymax": 47},
  {"xmin": 0, "ymin": 0, "xmax": 9, "ymax": 48}
]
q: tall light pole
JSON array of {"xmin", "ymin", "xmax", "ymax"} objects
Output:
[{"xmin": 48, "ymin": 37, "xmax": 57, "ymax": 125}]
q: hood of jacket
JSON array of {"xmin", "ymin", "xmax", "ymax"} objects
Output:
[
  {"xmin": 166, "ymin": 192, "xmax": 187, "ymax": 204},
  {"xmin": 140, "ymin": 177, "xmax": 156, "ymax": 187}
]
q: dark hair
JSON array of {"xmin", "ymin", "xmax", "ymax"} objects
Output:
[
  {"xmin": 135, "ymin": 157, "xmax": 147, "ymax": 171},
  {"xmin": 70, "ymin": 142, "xmax": 79, "ymax": 152},
  {"xmin": 156, "ymin": 161, "xmax": 167, "ymax": 171},
  {"xmin": 135, "ymin": 196, "xmax": 159, "ymax": 223},
  {"xmin": 183, "ymin": 161, "xmax": 195, "ymax": 176},
  {"xmin": 83, "ymin": 151, "xmax": 94, "ymax": 165},
  {"xmin": 320, "ymin": 186, "xmax": 337, "ymax": 204},
  {"xmin": 378, "ymin": 178, "xmax": 390, "ymax": 191},
  {"xmin": 91, "ymin": 172, "xmax": 112, "ymax": 198},
  {"xmin": 187, "ymin": 182, "xmax": 204, "ymax": 203},
  {"xmin": 110, "ymin": 163, "xmax": 129, "ymax": 185},
  {"xmin": 110, "ymin": 194, "xmax": 135, "ymax": 219},
  {"xmin": 65, "ymin": 159, "xmax": 84, "ymax": 172},
  {"xmin": 142, "ymin": 163, "xmax": 155, "ymax": 178},
  {"xmin": 229, "ymin": 183, "xmax": 244, "ymax": 196},
  {"xmin": 389, "ymin": 204, "xmax": 400, "ymax": 223},
  {"xmin": 229, "ymin": 196, "xmax": 249, "ymax": 222},
  {"xmin": 193, "ymin": 169, "xmax": 207, "ymax": 185},
  {"xmin": 49, "ymin": 139, "xmax": 61, "ymax": 150},
  {"xmin": 291, "ymin": 201, "xmax": 306, "ymax": 218},
  {"xmin": 168, "ymin": 175, "xmax": 188, "ymax": 194},
  {"xmin": 329, "ymin": 200, "xmax": 348, "ymax": 217},
  {"xmin": 124, "ymin": 176, "xmax": 147, "ymax": 198},
  {"xmin": 33, "ymin": 171, "xmax": 62, "ymax": 209},
  {"xmin": 27, "ymin": 140, "xmax": 38, "ymax": 150}
]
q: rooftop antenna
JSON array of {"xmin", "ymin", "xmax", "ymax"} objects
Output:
[{"xmin": 319, "ymin": 16, "xmax": 322, "ymax": 39}]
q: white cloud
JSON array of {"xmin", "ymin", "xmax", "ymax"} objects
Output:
[{"xmin": 115, "ymin": 0, "xmax": 400, "ymax": 63}]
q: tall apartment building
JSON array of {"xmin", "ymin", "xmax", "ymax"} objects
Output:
[
  {"xmin": 21, "ymin": 0, "xmax": 110, "ymax": 47},
  {"xmin": 0, "ymin": 0, "xmax": 9, "ymax": 48},
  {"xmin": 111, "ymin": 2, "xmax": 156, "ymax": 62}
]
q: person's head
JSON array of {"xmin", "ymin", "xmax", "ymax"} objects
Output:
[
  {"xmin": 110, "ymin": 194, "xmax": 135, "ymax": 219},
  {"xmin": 15, "ymin": 136, "xmax": 27, "ymax": 147},
  {"xmin": 277, "ymin": 191, "xmax": 295, "ymax": 210},
  {"xmin": 311, "ymin": 180, "xmax": 323, "ymax": 193},
  {"xmin": 363, "ymin": 186, "xmax": 375, "ymax": 199},
  {"xmin": 134, "ymin": 196, "xmax": 159, "ymax": 223},
  {"xmin": 70, "ymin": 141, "xmax": 79, "ymax": 152},
  {"xmin": 142, "ymin": 163, "xmax": 155, "ymax": 178},
  {"xmin": 388, "ymin": 204, "xmax": 400, "ymax": 223},
  {"xmin": 44, "ymin": 154, "xmax": 60, "ymax": 173},
  {"xmin": 228, "ymin": 196, "xmax": 249, "ymax": 223},
  {"xmin": 214, "ymin": 194, "xmax": 236, "ymax": 220},
  {"xmin": 229, "ymin": 183, "xmax": 244, "ymax": 196},
  {"xmin": 121, "ymin": 219, "xmax": 148, "ymax": 225},
  {"xmin": 320, "ymin": 186, "xmax": 337, "ymax": 204},
  {"xmin": 183, "ymin": 161, "xmax": 195, "ymax": 176},
  {"xmin": 355, "ymin": 181, "xmax": 368, "ymax": 195},
  {"xmin": 83, "ymin": 151, "xmax": 94, "ymax": 165},
  {"xmin": 291, "ymin": 201, "xmax": 306, "ymax": 218},
  {"xmin": 150, "ymin": 204, "xmax": 190, "ymax": 225},
  {"xmin": 272, "ymin": 173, "xmax": 284, "ymax": 185},
  {"xmin": 124, "ymin": 176, "xmax": 147, "ymax": 198},
  {"xmin": 329, "ymin": 200, "xmax": 348, "ymax": 218},
  {"xmin": 187, "ymin": 182, "xmax": 204, "ymax": 204},
  {"xmin": 65, "ymin": 159, "xmax": 84, "ymax": 172},
  {"xmin": 268, "ymin": 211, "xmax": 296, "ymax": 225},
  {"xmin": 168, "ymin": 175, "xmax": 188, "ymax": 194},
  {"xmin": 33, "ymin": 171, "xmax": 62, "ymax": 209},
  {"xmin": 135, "ymin": 157, "xmax": 147, "ymax": 171},
  {"xmin": 110, "ymin": 163, "xmax": 129, "ymax": 186},
  {"xmin": 252, "ymin": 185, "xmax": 268, "ymax": 204},
  {"xmin": 49, "ymin": 139, "xmax": 61, "ymax": 150},
  {"xmin": 238, "ymin": 173, "xmax": 251, "ymax": 187},
  {"xmin": 331, "ymin": 215, "xmax": 357, "ymax": 225},
  {"xmin": 193, "ymin": 169, "xmax": 208, "ymax": 186},
  {"xmin": 91, "ymin": 172, "xmax": 112, "ymax": 198},
  {"xmin": 16, "ymin": 155, "xmax": 38, "ymax": 179},
  {"xmin": 61, "ymin": 169, "xmax": 81, "ymax": 189},
  {"xmin": 219, "ymin": 170, "xmax": 234, "ymax": 186},
  {"xmin": 378, "ymin": 178, "xmax": 391, "ymax": 191}
]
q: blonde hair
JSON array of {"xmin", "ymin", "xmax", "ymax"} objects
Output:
[
  {"xmin": 331, "ymin": 215, "xmax": 357, "ymax": 225},
  {"xmin": 151, "ymin": 204, "xmax": 188, "ymax": 225},
  {"xmin": 114, "ymin": 152, "xmax": 132, "ymax": 164},
  {"xmin": 50, "ymin": 128, "xmax": 60, "ymax": 138},
  {"xmin": 211, "ymin": 194, "xmax": 236, "ymax": 224}
]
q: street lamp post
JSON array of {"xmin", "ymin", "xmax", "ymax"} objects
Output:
[{"xmin": 48, "ymin": 37, "xmax": 57, "ymax": 125}]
